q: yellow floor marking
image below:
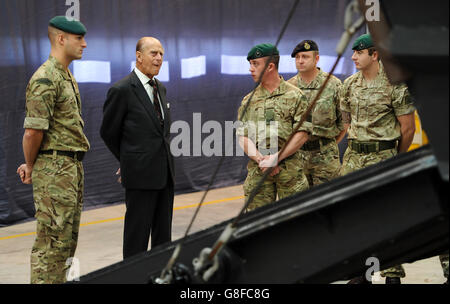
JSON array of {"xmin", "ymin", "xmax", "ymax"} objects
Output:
[
  {"xmin": 0, "ymin": 195, "xmax": 244, "ymax": 241},
  {"xmin": 0, "ymin": 232, "xmax": 37, "ymax": 241},
  {"xmin": 173, "ymin": 195, "xmax": 244, "ymax": 211}
]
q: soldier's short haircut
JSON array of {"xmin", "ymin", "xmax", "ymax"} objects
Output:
[
  {"xmin": 267, "ymin": 55, "xmax": 280, "ymax": 69},
  {"xmin": 367, "ymin": 47, "xmax": 376, "ymax": 56},
  {"xmin": 367, "ymin": 47, "xmax": 381, "ymax": 61},
  {"xmin": 48, "ymin": 25, "xmax": 66, "ymax": 45},
  {"xmin": 367, "ymin": 46, "xmax": 380, "ymax": 61}
]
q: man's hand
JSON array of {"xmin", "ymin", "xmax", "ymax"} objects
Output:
[
  {"xmin": 116, "ymin": 168, "xmax": 121, "ymax": 183},
  {"xmin": 255, "ymin": 154, "xmax": 265, "ymax": 164},
  {"xmin": 258, "ymin": 153, "xmax": 279, "ymax": 170},
  {"xmin": 258, "ymin": 154, "xmax": 281, "ymax": 177},
  {"xmin": 269, "ymin": 165, "xmax": 281, "ymax": 177},
  {"xmin": 17, "ymin": 163, "xmax": 32, "ymax": 184}
]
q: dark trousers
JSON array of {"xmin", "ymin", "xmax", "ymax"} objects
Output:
[{"xmin": 123, "ymin": 178, "xmax": 174, "ymax": 259}]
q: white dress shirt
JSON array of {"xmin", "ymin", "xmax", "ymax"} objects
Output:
[{"xmin": 134, "ymin": 67, "xmax": 164, "ymax": 119}]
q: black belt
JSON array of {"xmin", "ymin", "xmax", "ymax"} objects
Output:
[
  {"xmin": 301, "ymin": 137, "xmax": 335, "ymax": 151},
  {"xmin": 349, "ymin": 140, "xmax": 397, "ymax": 154},
  {"xmin": 40, "ymin": 150, "xmax": 86, "ymax": 161}
]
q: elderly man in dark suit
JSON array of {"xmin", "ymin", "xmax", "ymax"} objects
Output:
[{"xmin": 100, "ymin": 37, "xmax": 174, "ymax": 259}]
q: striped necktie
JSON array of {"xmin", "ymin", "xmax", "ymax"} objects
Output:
[{"xmin": 148, "ymin": 79, "xmax": 164, "ymax": 126}]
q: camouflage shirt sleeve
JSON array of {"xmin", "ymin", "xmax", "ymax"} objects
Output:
[
  {"xmin": 236, "ymin": 96, "xmax": 250, "ymax": 137},
  {"xmin": 392, "ymin": 84, "xmax": 416, "ymax": 116},
  {"xmin": 24, "ymin": 77, "xmax": 57, "ymax": 130},
  {"xmin": 292, "ymin": 92, "xmax": 312, "ymax": 133}
]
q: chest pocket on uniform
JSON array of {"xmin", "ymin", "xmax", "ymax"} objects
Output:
[
  {"xmin": 265, "ymin": 109, "xmax": 275, "ymax": 125},
  {"xmin": 263, "ymin": 103, "xmax": 280, "ymax": 150},
  {"xmin": 301, "ymin": 89, "xmax": 315, "ymax": 123},
  {"xmin": 312, "ymin": 91, "xmax": 336, "ymax": 127},
  {"xmin": 349, "ymin": 87, "xmax": 367, "ymax": 121},
  {"xmin": 55, "ymin": 80, "xmax": 78, "ymax": 119},
  {"xmin": 368, "ymin": 89, "xmax": 392, "ymax": 117}
]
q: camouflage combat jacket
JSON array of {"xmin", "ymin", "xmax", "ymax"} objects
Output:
[
  {"xmin": 237, "ymin": 77, "xmax": 310, "ymax": 154},
  {"xmin": 24, "ymin": 56, "xmax": 90, "ymax": 152},
  {"xmin": 287, "ymin": 68, "xmax": 343, "ymax": 139},
  {"xmin": 340, "ymin": 62, "xmax": 415, "ymax": 142}
]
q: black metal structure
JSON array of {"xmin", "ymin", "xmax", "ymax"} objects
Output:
[
  {"xmin": 76, "ymin": 146, "xmax": 447, "ymax": 283},
  {"xmin": 76, "ymin": 0, "xmax": 449, "ymax": 284}
]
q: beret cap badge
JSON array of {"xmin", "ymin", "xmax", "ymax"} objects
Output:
[
  {"xmin": 247, "ymin": 43, "xmax": 279, "ymax": 61},
  {"xmin": 291, "ymin": 40, "xmax": 318, "ymax": 57},
  {"xmin": 351, "ymin": 33, "xmax": 374, "ymax": 51}
]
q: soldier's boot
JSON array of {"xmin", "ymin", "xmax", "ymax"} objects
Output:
[
  {"xmin": 385, "ymin": 277, "xmax": 401, "ymax": 284},
  {"xmin": 347, "ymin": 275, "xmax": 372, "ymax": 284}
]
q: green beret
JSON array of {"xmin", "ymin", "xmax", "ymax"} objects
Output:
[
  {"xmin": 352, "ymin": 34, "xmax": 374, "ymax": 51},
  {"xmin": 49, "ymin": 16, "xmax": 87, "ymax": 35},
  {"xmin": 247, "ymin": 43, "xmax": 279, "ymax": 61},
  {"xmin": 291, "ymin": 40, "xmax": 319, "ymax": 57}
]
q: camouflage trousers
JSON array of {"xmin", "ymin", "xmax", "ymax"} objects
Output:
[
  {"xmin": 300, "ymin": 139, "xmax": 341, "ymax": 187},
  {"xmin": 340, "ymin": 146, "xmax": 397, "ymax": 176},
  {"xmin": 31, "ymin": 153, "xmax": 84, "ymax": 284},
  {"xmin": 244, "ymin": 153, "xmax": 309, "ymax": 212},
  {"xmin": 380, "ymin": 265, "xmax": 406, "ymax": 278},
  {"xmin": 340, "ymin": 146, "xmax": 403, "ymax": 277}
]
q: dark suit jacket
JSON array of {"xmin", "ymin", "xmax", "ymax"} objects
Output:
[{"xmin": 100, "ymin": 71, "xmax": 174, "ymax": 190}]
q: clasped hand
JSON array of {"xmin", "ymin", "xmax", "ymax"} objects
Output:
[
  {"xmin": 257, "ymin": 154, "xmax": 280, "ymax": 177},
  {"xmin": 17, "ymin": 164, "xmax": 32, "ymax": 184}
]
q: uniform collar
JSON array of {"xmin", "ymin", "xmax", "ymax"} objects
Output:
[
  {"xmin": 369, "ymin": 61, "xmax": 385, "ymax": 83},
  {"xmin": 256, "ymin": 76, "xmax": 287, "ymax": 98},
  {"xmin": 375, "ymin": 61, "xmax": 387, "ymax": 83},
  {"xmin": 355, "ymin": 61, "xmax": 387, "ymax": 87},
  {"xmin": 48, "ymin": 56, "xmax": 72, "ymax": 80},
  {"xmin": 297, "ymin": 67, "xmax": 325, "ymax": 88}
]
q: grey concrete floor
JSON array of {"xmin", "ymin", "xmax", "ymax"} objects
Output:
[{"xmin": 0, "ymin": 185, "xmax": 446, "ymax": 284}]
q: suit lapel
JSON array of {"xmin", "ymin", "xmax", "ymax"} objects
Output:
[
  {"xmin": 155, "ymin": 79, "xmax": 170, "ymax": 135},
  {"xmin": 130, "ymin": 71, "xmax": 163, "ymax": 134}
]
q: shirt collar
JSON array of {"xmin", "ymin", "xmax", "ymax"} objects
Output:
[
  {"xmin": 256, "ymin": 76, "xmax": 287, "ymax": 98},
  {"xmin": 376, "ymin": 61, "xmax": 386, "ymax": 82},
  {"xmin": 48, "ymin": 56, "xmax": 71, "ymax": 80},
  {"xmin": 356, "ymin": 61, "xmax": 387, "ymax": 87},
  {"xmin": 134, "ymin": 67, "xmax": 154, "ymax": 86},
  {"xmin": 297, "ymin": 67, "xmax": 324, "ymax": 88}
]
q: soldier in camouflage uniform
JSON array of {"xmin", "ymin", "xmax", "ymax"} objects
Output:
[
  {"xmin": 236, "ymin": 43, "xmax": 311, "ymax": 212},
  {"xmin": 16, "ymin": 16, "xmax": 89, "ymax": 284},
  {"xmin": 340, "ymin": 34, "xmax": 416, "ymax": 284},
  {"xmin": 287, "ymin": 40, "xmax": 346, "ymax": 187}
]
